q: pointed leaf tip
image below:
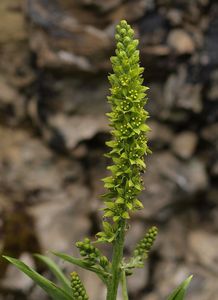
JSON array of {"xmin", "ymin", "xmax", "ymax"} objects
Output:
[{"xmin": 167, "ymin": 275, "xmax": 193, "ymax": 300}]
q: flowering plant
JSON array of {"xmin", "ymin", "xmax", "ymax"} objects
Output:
[{"xmin": 3, "ymin": 20, "xmax": 191, "ymax": 300}]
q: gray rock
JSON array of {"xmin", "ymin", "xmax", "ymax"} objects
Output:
[
  {"xmin": 79, "ymin": 0, "xmax": 123, "ymax": 13},
  {"xmin": 163, "ymin": 67, "xmax": 203, "ymax": 116},
  {"xmin": 167, "ymin": 9, "xmax": 183, "ymax": 26},
  {"xmin": 167, "ymin": 29, "xmax": 195, "ymax": 54},
  {"xmin": 148, "ymin": 121, "xmax": 174, "ymax": 149},
  {"xmin": 172, "ymin": 131, "xmax": 198, "ymax": 159},
  {"xmin": 201, "ymin": 123, "xmax": 218, "ymax": 142},
  {"xmin": 29, "ymin": 184, "xmax": 91, "ymax": 252},
  {"xmin": 48, "ymin": 114, "xmax": 108, "ymax": 151},
  {"xmin": 0, "ymin": 77, "xmax": 25, "ymax": 123},
  {"xmin": 137, "ymin": 152, "xmax": 208, "ymax": 219},
  {"xmin": 188, "ymin": 230, "xmax": 218, "ymax": 274},
  {"xmin": 154, "ymin": 260, "xmax": 191, "ymax": 298},
  {"xmin": 125, "ymin": 221, "xmax": 148, "ymax": 252},
  {"xmin": 108, "ymin": 0, "xmax": 151, "ymax": 23},
  {"xmin": 158, "ymin": 218, "xmax": 187, "ymax": 260},
  {"xmin": 207, "ymin": 70, "xmax": 218, "ymax": 101},
  {"xmin": 127, "ymin": 266, "xmax": 148, "ymax": 294}
]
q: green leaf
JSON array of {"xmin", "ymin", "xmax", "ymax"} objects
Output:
[
  {"xmin": 139, "ymin": 124, "xmax": 150, "ymax": 132},
  {"xmin": 52, "ymin": 252, "xmax": 109, "ymax": 286},
  {"xmin": 113, "ymin": 215, "xmax": 120, "ymax": 222},
  {"xmin": 3, "ymin": 256, "xmax": 72, "ymax": 300},
  {"xmin": 136, "ymin": 158, "xmax": 145, "ymax": 168},
  {"xmin": 116, "ymin": 197, "xmax": 125, "ymax": 204},
  {"xmin": 34, "ymin": 254, "xmax": 71, "ymax": 295},
  {"xmin": 102, "ymin": 222, "xmax": 113, "ymax": 234},
  {"xmin": 167, "ymin": 276, "xmax": 193, "ymax": 300},
  {"xmin": 104, "ymin": 210, "xmax": 114, "ymax": 218},
  {"xmin": 105, "ymin": 201, "xmax": 115, "ymax": 209},
  {"xmin": 122, "ymin": 211, "xmax": 130, "ymax": 219},
  {"xmin": 133, "ymin": 199, "xmax": 143, "ymax": 209}
]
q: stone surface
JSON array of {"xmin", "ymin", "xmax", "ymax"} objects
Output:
[
  {"xmin": 172, "ymin": 131, "xmax": 198, "ymax": 159},
  {"xmin": 167, "ymin": 29, "xmax": 195, "ymax": 54},
  {"xmin": 128, "ymin": 267, "xmax": 149, "ymax": 295},
  {"xmin": 137, "ymin": 152, "xmax": 208, "ymax": 219},
  {"xmin": 0, "ymin": 1, "xmax": 218, "ymax": 299},
  {"xmin": 188, "ymin": 230, "xmax": 218, "ymax": 274}
]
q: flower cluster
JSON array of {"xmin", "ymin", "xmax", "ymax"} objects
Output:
[
  {"xmin": 98, "ymin": 20, "xmax": 151, "ymax": 241},
  {"xmin": 71, "ymin": 272, "xmax": 88, "ymax": 300},
  {"xmin": 133, "ymin": 226, "xmax": 158, "ymax": 259},
  {"xmin": 76, "ymin": 238, "xmax": 109, "ymax": 270}
]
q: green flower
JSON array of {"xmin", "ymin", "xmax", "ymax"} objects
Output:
[
  {"xmin": 76, "ymin": 238, "xmax": 109, "ymax": 270},
  {"xmin": 98, "ymin": 20, "xmax": 151, "ymax": 240},
  {"xmin": 71, "ymin": 272, "xmax": 88, "ymax": 300},
  {"xmin": 133, "ymin": 226, "xmax": 158, "ymax": 259}
]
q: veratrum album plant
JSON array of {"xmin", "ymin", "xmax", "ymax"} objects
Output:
[{"xmin": 3, "ymin": 20, "xmax": 192, "ymax": 300}]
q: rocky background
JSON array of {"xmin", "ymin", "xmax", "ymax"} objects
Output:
[{"xmin": 0, "ymin": 0, "xmax": 218, "ymax": 299}]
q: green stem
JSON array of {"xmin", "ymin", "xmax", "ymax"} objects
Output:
[
  {"xmin": 107, "ymin": 220, "xmax": 126, "ymax": 300},
  {"xmin": 121, "ymin": 270, "xmax": 129, "ymax": 300}
]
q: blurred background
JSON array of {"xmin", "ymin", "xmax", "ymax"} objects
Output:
[{"xmin": 0, "ymin": 0, "xmax": 218, "ymax": 299}]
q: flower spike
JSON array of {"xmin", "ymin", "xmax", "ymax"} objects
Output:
[
  {"xmin": 133, "ymin": 226, "xmax": 158, "ymax": 259},
  {"xmin": 98, "ymin": 20, "xmax": 151, "ymax": 242},
  {"xmin": 71, "ymin": 272, "xmax": 89, "ymax": 300}
]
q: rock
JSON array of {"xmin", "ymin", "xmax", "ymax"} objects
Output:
[
  {"xmin": 81, "ymin": 270, "xmax": 107, "ymax": 300},
  {"xmin": 176, "ymin": 84, "xmax": 202, "ymax": 113},
  {"xmin": 158, "ymin": 218, "xmax": 188, "ymax": 260},
  {"xmin": 188, "ymin": 230, "xmax": 218, "ymax": 274},
  {"xmin": 167, "ymin": 9, "xmax": 183, "ymax": 26},
  {"xmin": 167, "ymin": 29, "xmax": 195, "ymax": 54},
  {"xmin": 154, "ymin": 260, "xmax": 218, "ymax": 300},
  {"xmin": 0, "ymin": 127, "xmax": 72, "ymax": 192},
  {"xmin": 29, "ymin": 286, "xmax": 49, "ymax": 300},
  {"xmin": 211, "ymin": 160, "xmax": 218, "ymax": 176},
  {"xmin": 163, "ymin": 67, "xmax": 203, "ymax": 116},
  {"xmin": 30, "ymin": 30, "xmax": 103, "ymax": 71},
  {"xmin": 48, "ymin": 114, "xmax": 108, "ymax": 151},
  {"xmin": 109, "ymin": 0, "xmax": 151, "ymax": 23},
  {"xmin": 79, "ymin": 0, "xmax": 122, "ymax": 13},
  {"xmin": 29, "ymin": 184, "xmax": 91, "ymax": 251},
  {"xmin": 172, "ymin": 131, "xmax": 198, "ymax": 159},
  {"xmin": 201, "ymin": 123, "xmax": 218, "ymax": 141},
  {"xmin": 27, "ymin": 0, "xmax": 111, "ymax": 71},
  {"xmin": 210, "ymin": 205, "xmax": 218, "ymax": 231},
  {"xmin": 0, "ymin": 1, "xmax": 217, "ymax": 300},
  {"xmin": 125, "ymin": 221, "xmax": 148, "ymax": 252},
  {"xmin": 0, "ymin": 0, "xmax": 27, "ymax": 43},
  {"xmin": 141, "ymin": 45, "xmax": 170, "ymax": 56},
  {"xmin": 140, "ymin": 292, "xmax": 159, "ymax": 300},
  {"xmin": 148, "ymin": 121, "xmax": 174, "ymax": 149},
  {"xmin": 207, "ymin": 70, "xmax": 218, "ymax": 101},
  {"xmin": 154, "ymin": 260, "xmax": 191, "ymax": 298},
  {"xmin": 0, "ymin": 77, "xmax": 25, "ymax": 123},
  {"xmin": 137, "ymin": 152, "xmax": 208, "ymax": 219},
  {"xmin": 128, "ymin": 267, "xmax": 148, "ymax": 295}
]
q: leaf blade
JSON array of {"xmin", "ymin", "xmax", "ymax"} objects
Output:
[
  {"xmin": 52, "ymin": 251, "xmax": 109, "ymax": 286},
  {"xmin": 34, "ymin": 254, "xmax": 71, "ymax": 295},
  {"xmin": 3, "ymin": 256, "xmax": 72, "ymax": 300},
  {"xmin": 167, "ymin": 275, "xmax": 193, "ymax": 300}
]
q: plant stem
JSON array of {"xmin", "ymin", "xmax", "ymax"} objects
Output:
[
  {"xmin": 121, "ymin": 270, "xmax": 129, "ymax": 300},
  {"xmin": 106, "ymin": 220, "xmax": 126, "ymax": 300}
]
